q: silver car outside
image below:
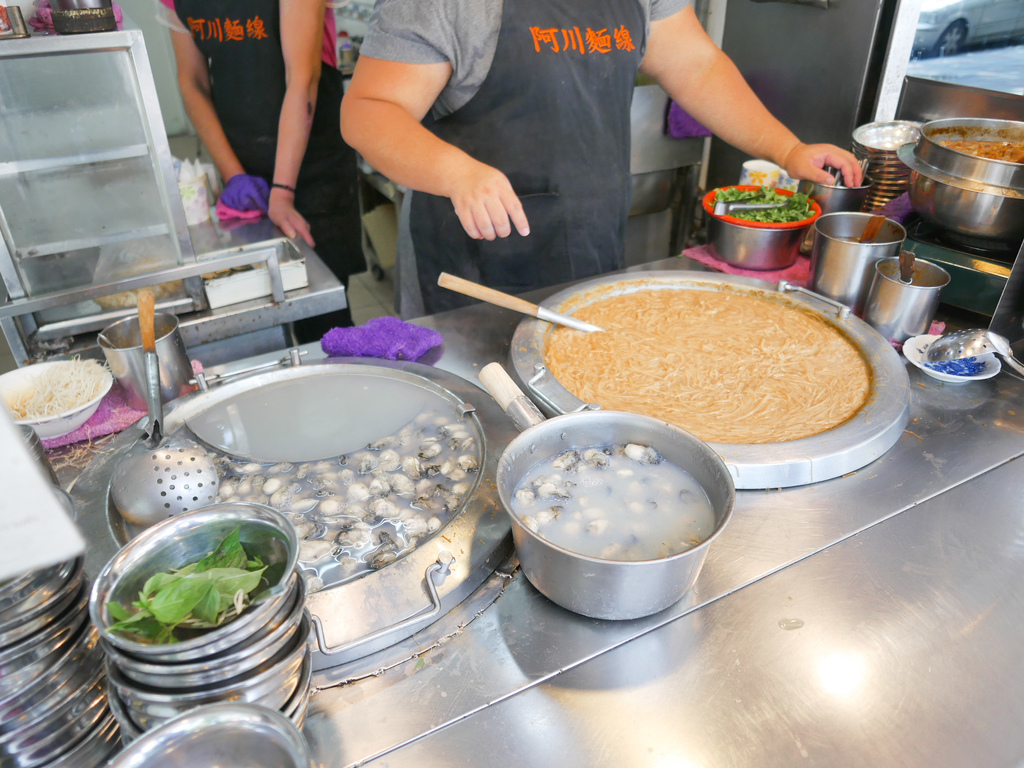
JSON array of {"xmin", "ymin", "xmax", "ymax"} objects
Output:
[{"xmin": 914, "ymin": 0, "xmax": 1024, "ymax": 57}]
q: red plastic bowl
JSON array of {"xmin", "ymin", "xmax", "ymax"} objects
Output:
[{"xmin": 703, "ymin": 185, "xmax": 822, "ymax": 230}]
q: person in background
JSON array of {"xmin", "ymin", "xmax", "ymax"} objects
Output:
[
  {"xmin": 163, "ymin": 0, "xmax": 363, "ymax": 339},
  {"xmin": 339, "ymin": 0, "xmax": 862, "ymax": 316}
]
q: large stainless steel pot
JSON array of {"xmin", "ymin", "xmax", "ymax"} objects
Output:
[
  {"xmin": 508, "ymin": 271, "xmax": 911, "ymax": 490},
  {"xmin": 481, "ymin": 365, "xmax": 735, "ymax": 621},
  {"xmin": 897, "ymin": 117, "xmax": 1024, "ymax": 245}
]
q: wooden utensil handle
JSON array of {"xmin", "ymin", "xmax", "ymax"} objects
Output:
[
  {"xmin": 138, "ymin": 290, "xmax": 156, "ymax": 354},
  {"xmin": 438, "ymin": 272, "xmax": 541, "ymax": 318},
  {"xmin": 479, "ymin": 362, "xmax": 527, "ymax": 412},
  {"xmin": 859, "ymin": 215, "xmax": 886, "ymax": 244}
]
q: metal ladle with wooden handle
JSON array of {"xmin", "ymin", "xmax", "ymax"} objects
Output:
[
  {"xmin": 110, "ymin": 291, "xmax": 219, "ymax": 528},
  {"xmin": 437, "ymin": 272, "xmax": 603, "ymax": 332}
]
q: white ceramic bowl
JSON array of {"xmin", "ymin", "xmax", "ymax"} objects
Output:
[
  {"xmin": 904, "ymin": 334, "xmax": 1002, "ymax": 383},
  {"xmin": 0, "ymin": 362, "xmax": 113, "ymax": 439}
]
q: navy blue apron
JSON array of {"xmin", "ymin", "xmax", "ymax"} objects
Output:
[
  {"xmin": 410, "ymin": 0, "xmax": 646, "ymax": 313},
  {"xmin": 174, "ymin": 0, "xmax": 361, "ymax": 335}
]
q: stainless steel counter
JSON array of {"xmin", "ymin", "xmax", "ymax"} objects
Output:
[{"xmin": 282, "ymin": 259, "xmax": 1024, "ymax": 767}]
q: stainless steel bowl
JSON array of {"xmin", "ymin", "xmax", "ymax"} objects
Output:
[
  {"xmin": 103, "ymin": 576, "xmax": 306, "ymax": 689},
  {"xmin": 45, "ymin": 710, "xmax": 121, "ymax": 768},
  {"xmin": 90, "ymin": 503, "xmax": 298, "ymax": 662},
  {"xmin": 897, "ymin": 118, "xmax": 1024, "ymax": 244},
  {"xmin": 0, "ymin": 588, "xmax": 90, "ymax": 696},
  {"xmin": 706, "ymin": 214, "xmax": 810, "ymax": 270},
  {"xmin": 108, "ymin": 612, "xmax": 310, "ymax": 731},
  {"xmin": 0, "ymin": 561, "xmax": 85, "ymax": 647},
  {"xmin": 0, "ymin": 559, "xmax": 78, "ymax": 617},
  {"xmin": 495, "ymin": 411, "xmax": 735, "ymax": 620},
  {"xmin": 104, "ymin": 703, "xmax": 311, "ymax": 768}
]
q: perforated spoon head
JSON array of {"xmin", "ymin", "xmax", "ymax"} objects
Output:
[{"xmin": 924, "ymin": 329, "xmax": 993, "ymax": 362}]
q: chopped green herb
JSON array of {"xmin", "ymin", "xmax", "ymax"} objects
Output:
[
  {"xmin": 106, "ymin": 526, "xmax": 273, "ymax": 645},
  {"xmin": 715, "ymin": 187, "xmax": 814, "ymax": 224}
]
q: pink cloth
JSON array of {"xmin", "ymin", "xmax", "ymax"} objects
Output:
[
  {"xmin": 40, "ymin": 382, "xmax": 146, "ymax": 450},
  {"xmin": 30, "ymin": 0, "xmax": 124, "ymax": 31},
  {"xmin": 681, "ymin": 244, "xmax": 812, "ymax": 287},
  {"xmin": 42, "ymin": 361, "xmax": 204, "ymax": 450},
  {"xmin": 216, "ymin": 198, "xmax": 264, "ymax": 222}
]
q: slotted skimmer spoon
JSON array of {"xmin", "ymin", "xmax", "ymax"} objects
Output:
[
  {"xmin": 925, "ymin": 328, "xmax": 1024, "ymax": 376},
  {"xmin": 110, "ymin": 291, "xmax": 219, "ymax": 527}
]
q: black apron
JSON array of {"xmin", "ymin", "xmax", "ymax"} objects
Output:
[
  {"xmin": 410, "ymin": 0, "xmax": 646, "ymax": 314},
  {"xmin": 175, "ymin": 0, "xmax": 362, "ymax": 335}
]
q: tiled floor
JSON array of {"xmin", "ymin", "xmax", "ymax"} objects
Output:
[{"xmin": 348, "ymin": 268, "xmax": 397, "ymax": 324}]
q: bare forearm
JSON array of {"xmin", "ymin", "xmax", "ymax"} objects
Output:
[
  {"xmin": 649, "ymin": 48, "xmax": 800, "ymax": 168},
  {"xmin": 273, "ymin": 81, "xmax": 317, "ymax": 188},
  {"xmin": 178, "ymin": 83, "xmax": 245, "ymax": 181},
  {"xmin": 341, "ymin": 97, "xmax": 484, "ymax": 198}
]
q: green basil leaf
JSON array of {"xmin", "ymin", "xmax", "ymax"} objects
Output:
[
  {"xmin": 148, "ymin": 577, "xmax": 218, "ymax": 625},
  {"xmin": 108, "ymin": 615, "xmax": 168, "ymax": 641},
  {"xmin": 141, "ymin": 571, "xmax": 180, "ymax": 601},
  {"xmin": 106, "ymin": 601, "xmax": 134, "ymax": 622},
  {"xmin": 187, "ymin": 566, "xmax": 267, "ymax": 599},
  {"xmin": 191, "ymin": 580, "xmax": 222, "ymax": 625},
  {"xmin": 194, "ymin": 526, "xmax": 248, "ymax": 573}
]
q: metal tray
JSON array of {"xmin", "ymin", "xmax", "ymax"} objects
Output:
[
  {"xmin": 73, "ymin": 359, "xmax": 520, "ymax": 671},
  {"xmin": 508, "ymin": 271, "xmax": 910, "ymax": 489}
]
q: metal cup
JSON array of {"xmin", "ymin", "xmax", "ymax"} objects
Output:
[
  {"xmin": 808, "ymin": 212, "xmax": 906, "ymax": 317},
  {"xmin": 798, "ymin": 178, "xmax": 872, "ymax": 254},
  {"xmin": 862, "ymin": 257, "xmax": 950, "ymax": 344},
  {"xmin": 98, "ymin": 313, "xmax": 193, "ymax": 410}
]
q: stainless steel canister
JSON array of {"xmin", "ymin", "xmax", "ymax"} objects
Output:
[
  {"xmin": 809, "ymin": 213, "xmax": 906, "ymax": 316},
  {"xmin": 863, "ymin": 257, "xmax": 950, "ymax": 343},
  {"xmin": 798, "ymin": 178, "xmax": 872, "ymax": 254},
  {"xmin": 98, "ymin": 313, "xmax": 193, "ymax": 410}
]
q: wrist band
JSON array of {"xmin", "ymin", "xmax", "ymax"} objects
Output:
[{"xmin": 272, "ymin": 182, "xmax": 296, "ymax": 193}]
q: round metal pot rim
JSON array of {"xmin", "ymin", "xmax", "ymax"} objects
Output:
[
  {"xmin": 90, "ymin": 502, "xmax": 299, "ymax": 661},
  {"xmin": 914, "ymin": 117, "xmax": 1024, "ymax": 190},
  {"xmin": 898, "ymin": 142, "xmax": 1024, "ymax": 198}
]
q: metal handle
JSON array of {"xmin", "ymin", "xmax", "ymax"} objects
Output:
[
  {"xmin": 310, "ymin": 551, "xmax": 454, "ymax": 657},
  {"xmin": 777, "ymin": 280, "xmax": 851, "ymax": 319},
  {"xmin": 714, "ymin": 200, "xmax": 790, "ymax": 217},
  {"xmin": 1000, "ymin": 353, "xmax": 1024, "ymax": 378},
  {"xmin": 191, "ymin": 348, "xmax": 307, "ymax": 391}
]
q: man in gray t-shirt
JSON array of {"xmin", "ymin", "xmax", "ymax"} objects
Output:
[
  {"xmin": 342, "ymin": 1, "xmax": 861, "ymax": 315},
  {"xmin": 361, "ymin": 0, "xmax": 691, "ymax": 119}
]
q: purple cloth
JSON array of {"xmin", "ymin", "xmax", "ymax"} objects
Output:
[
  {"xmin": 873, "ymin": 192, "xmax": 914, "ymax": 224},
  {"xmin": 321, "ymin": 317, "xmax": 443, "ymax": 361},
  {"xmin": 667, "ymin": 101, "xmax": 712, "ymax": 140},
  {"xmin": 219, "ymin": 174, "xmax": 270, "ymax": 213}
]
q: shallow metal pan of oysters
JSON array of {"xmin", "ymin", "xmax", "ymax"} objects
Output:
[{"xmin": 73, "ymin": 359, "xmax": 520, "ymax": 671}]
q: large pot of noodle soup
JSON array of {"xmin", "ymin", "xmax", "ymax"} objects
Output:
[{"xmin": 508, "ymin": 271, "xmax": 910, "ymax": 489}]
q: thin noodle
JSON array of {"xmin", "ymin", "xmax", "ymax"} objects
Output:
[
  {"xmin": 544, "ymin": 288, "xmax": 871, "ymax": 444},
  {"xmin": 4, "ymin": 360, "xmax": 110, "ymax": 421}
]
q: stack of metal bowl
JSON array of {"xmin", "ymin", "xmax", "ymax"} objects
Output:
[
  {"xmin": 89, "ymin": 503, "xmax": 311, "ymax": 744},
  {"xmin": 0, "ymin": 558, "xmax": 122, "ymax": 768},
  {"xmin": 852, "ymin": 120, "xmax": 922, "ymax": 211},
  {"xmin": 105, "ymin": 702, "xmax": 312, "ymax": 768}
]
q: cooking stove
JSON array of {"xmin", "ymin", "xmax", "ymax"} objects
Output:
[{"xmin": 902, "ymin": 215, "xmax": 1020, "ymax": 317}]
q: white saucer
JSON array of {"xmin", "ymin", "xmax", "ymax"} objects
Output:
[{"xmin": 904, "ymin": 334, "xmax": 1001, "ymax": 384}]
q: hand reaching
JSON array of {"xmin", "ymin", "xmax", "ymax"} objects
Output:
[
  {"xmin": 781, "ymin": 143, "xmax": 863, "ymax": 187},
  {"xmin": 219, "ymin": 174, "xmax": 271, "ymax": 213}
]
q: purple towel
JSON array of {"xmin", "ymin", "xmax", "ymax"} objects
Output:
[
  {"xmin": 873, "ymin": 192, "xmax": 914, "ymax": 224},
  {"xmin": 321, "ymin": 316, "xmax": 443, "ymax": 361},
  {"xmin": 667, "ymin": 101, "xmax": 712, "ymax": 140}
]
